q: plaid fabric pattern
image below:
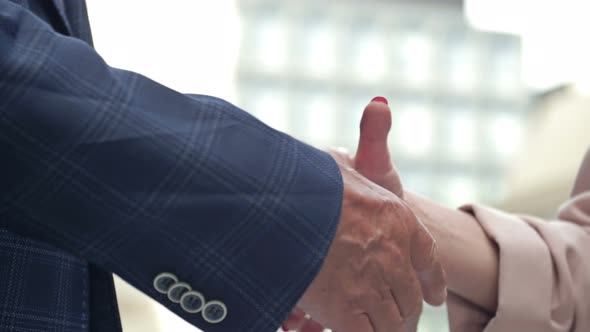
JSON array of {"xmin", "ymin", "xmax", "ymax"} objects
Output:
[
  {"xmin": 0, "ymin": 1, "xmax": 343, "ymax": 331},
  {"xmin": 0, "ymin": 228, "xmax": 89, "ymax": 332}
]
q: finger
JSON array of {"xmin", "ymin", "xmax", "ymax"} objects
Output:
[
  {"xmin": 418, "ymin": 260, "xmax": 447, "ymax": 306},
  {"xmin": 282, "ymin": 307, "xmax": 306, "ymax": 331},
  {"xmin": 411, "ymin": 221, "xmax": 447, "ymax": 305},
  {"xmin": 282, "ymin": 309, "xmax": 326, "ymax": 332},
  {"xmin": 329, "ymin": 313, "xmax": 375, "ymax": 332},
  {"xmin": 387, "ymin": 267, "xmax": 424, "ymax": 319},
  {"xmin": 367, "ymin": 298, "xmax": 404, "ymax": 332},
  {"xmin": 354, "ymin": 97, "xmax": 403, "ymax": 197},
  {"xmin": 403, "ymin": 315, "xmax": 420, "ymax": 332},
  {"xmin": 299, "ymin": 317, "xmax": 325, "ymax": 332}
]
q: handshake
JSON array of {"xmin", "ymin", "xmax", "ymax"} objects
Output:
[{"xmin": 282, "ymin": 97, "xmax": 447, "ymax": 332}]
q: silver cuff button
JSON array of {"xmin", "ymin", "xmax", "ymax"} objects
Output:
[
  {"xmin": 202, "ymin": 300, "xmax": 227, "ymax": 324},
  {"xmin": 180, "ymin": 291, "xmax": 206, "ymax": 313},
  {"xmin": 153, "ymin": 273, "xmax": 178, "ymax": 294},
  {"xmin": 167, "ymin": 282, "xmax": 191, "ymax": 303}
]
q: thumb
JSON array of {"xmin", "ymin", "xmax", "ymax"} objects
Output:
[
  {"xmin": 281, "ymin": 307, "xmax": 325, "ymax": 332},
  {"xmin": 354, "ymin": 96, "xmax": 403, "ymax": 197}
]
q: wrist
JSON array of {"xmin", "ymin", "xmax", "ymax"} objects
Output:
[{"xmin": 402, "ymin": 191, "xmax": 499, "ymax": 312}]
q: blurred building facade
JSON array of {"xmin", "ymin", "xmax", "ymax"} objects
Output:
[{"xmin": 236, "ymin": 0, "xmax": 528, "ymax": 213}]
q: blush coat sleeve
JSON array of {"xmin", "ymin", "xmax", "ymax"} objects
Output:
[{"xmin": 448, "ymin": 149, "xmax": 590, "ymax": 332}]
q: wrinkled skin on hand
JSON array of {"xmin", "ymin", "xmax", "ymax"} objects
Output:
[{"xmin": 331, "ymin": 99, "xmax": 447, "ymax": 309}]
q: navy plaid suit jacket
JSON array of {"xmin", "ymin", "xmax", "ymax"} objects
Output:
[{"xmin": 0, "ymin": 1, "xmax": 343, "ymax": 331}]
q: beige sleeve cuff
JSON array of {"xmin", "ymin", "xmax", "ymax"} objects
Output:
[{"xmin": 449, "ymin": 204, "xmax": 554, "ymax": 332}]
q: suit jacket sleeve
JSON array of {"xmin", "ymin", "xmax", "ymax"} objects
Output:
[
  {"xmin": 448, "ymin": 149, "xmax": 590, "ymax": 332},
  {"xmin": 0, "ymin": 2, "xmax": 343, "ymax": 331}
]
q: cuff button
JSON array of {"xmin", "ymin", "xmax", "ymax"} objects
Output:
[
  {"xmin": 202, "ymin": 300, "xmax": 227, "ymax": 324},
  {"xmin": 153, "ymin": 273, "xmax": 178, "ymax": 294},
  {"xmin": 180, "ymin": 291, "xmax": 205, "ymax": 313},
  {"xmin": 167, "ymin": 282, "xmax": 191, "ymax": 303}
]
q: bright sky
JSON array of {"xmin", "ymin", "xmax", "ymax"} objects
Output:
[{"xmin": 86, "ymin": 0, "xmax": 241, "ymax": 101}]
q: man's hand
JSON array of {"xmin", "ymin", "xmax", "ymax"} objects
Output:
[
  {"xmin": 336, "ymin": 96, "xmax": 447, "ymax": 303},
  {"xmin": 289, "ymin": 149, "xmax": 446, "ymax": 332}
]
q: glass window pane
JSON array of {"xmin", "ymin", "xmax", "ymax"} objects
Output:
[
  {"xmin": 443, "ymin": 175, "xmax": 478, "ymax": 207},
  {"xmin": 402, "ymin": 171, "xmax": 433, "ymax": 197},
  {"xmin": 446, "ymin": 110, "xmax": 477, "ymax": 161},
  {"xmin": 304, "ymin": 23, "xmax": 337, "ymax": 77},
  {"xmin": 401, "ymin": 33, "xmax": 434, "ymax": 85},
  {"xmin": 487, "ymin": 112, "xmax": 522, "ymax": 159},
  {"xmin": 354, "ymin": 31, "xmax": 386, "ymax": 82},
  {"xmin": 306, "ymin": 95, "xmax": 336, "ymax": 145},
  {"xmin": 255, "ymin": 18, "xmax": 288, "ymax": 71},
  {"xmin": 393, "ymin": 102, "xmax": 435, "ymax": 158},
  {"xmin": 445, "ymin": 35, "xmax": 477, "ymax": 89},
  {"xmin": 253, "ymin": 89, "xmax": 289, "ymax": 132}
]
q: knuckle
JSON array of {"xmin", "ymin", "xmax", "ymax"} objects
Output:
[
  {"xmin": 366, "ymin": 195, "xmax": 388, "ymax": 211},
  {"xmin": 403, "ymin": 304, "xmax": 423, "ymax": 322},
  {"xmin": 377, "ymin": 198, "xmax": 404, "ymax": 220},
  {"xmin": 382, "ymin": 196, "xmax": 402, "ymax": 209},
  {"xmin": 413, "ymin": 294, "xmax": 424, "ymax": 314},
  {"xmin": 429, "ymin": 239, "xmax": 439, "ymax": 260},
  {"xmin": 388, "ymin": 245, "xmax": 404, "ymax": 264}
]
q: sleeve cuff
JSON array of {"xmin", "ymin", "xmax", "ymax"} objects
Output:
[{"xmin": 456, "ymin": 204, "xmax": 553, "ymax": 332}]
